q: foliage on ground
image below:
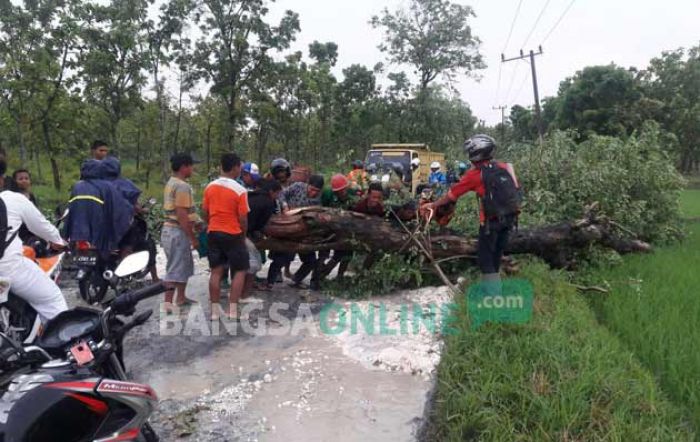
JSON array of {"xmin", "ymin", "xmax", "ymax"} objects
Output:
[
  {"xmin": 426, "ymin": 260, "xmax": 695, "ymax": 441},
  {"xmin": 323, "ymin": 252, "xmax": 426, "ymax": 298}
]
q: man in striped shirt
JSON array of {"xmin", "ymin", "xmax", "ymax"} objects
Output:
[{"xmin": 162, "ymin": 153, "xmax": 202, "ymax": 309}]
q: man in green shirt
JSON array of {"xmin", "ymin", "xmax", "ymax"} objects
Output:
[
  {"xmin": 321, "ymin": 174, "xmax": 360, "ymax": 209},
  {"xmin": 318, "ymin": 174, "xmax": 360, "ymax": 279}
]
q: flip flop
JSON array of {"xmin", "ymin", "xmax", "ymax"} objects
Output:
[{"xmin": 177, "ymin": 297, "xmax": 198, "ymax": 307}]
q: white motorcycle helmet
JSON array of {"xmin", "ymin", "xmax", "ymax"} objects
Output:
[{"xmin": 430, "ymin": 161, "xmax": 441, "ymax": 171}]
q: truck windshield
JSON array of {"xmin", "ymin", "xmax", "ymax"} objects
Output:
[{"xmin": 366, "ymin": 150, "xmax": 410, "ymax": 172}]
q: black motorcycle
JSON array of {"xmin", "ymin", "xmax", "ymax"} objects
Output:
[
  {"xmin": 74, "ymin": 198, "xmax": 158, "ymax": 306},
  {"xmin": 0, "ymin": 251, "xmax": 165, "ymax": 441}
]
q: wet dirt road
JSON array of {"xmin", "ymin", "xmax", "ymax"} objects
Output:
[{"xmin": 63, "ymin": 250, "xmax": 451, "ymax": 441}]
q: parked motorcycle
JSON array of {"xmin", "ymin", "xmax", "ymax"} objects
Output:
[
  {"xmin": 0, "ymin": 251, "xmax": 164, "ymax": 441},
  {"xmin": 74, "ymin": 198, "xmax": 158, "ymax": 306}
]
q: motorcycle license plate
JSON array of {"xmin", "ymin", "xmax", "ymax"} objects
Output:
[
  {"xmin": 75, "ymin": 254, "xmax": 97, "ymax": 266},
  {"xmin": 70, "ymin": 341, "xmax": 94, "ymax": 366}
]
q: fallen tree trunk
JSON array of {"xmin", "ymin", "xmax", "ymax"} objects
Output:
[{"xmin": 257, "ymin": 206, "xmax": 651, "ymax": 269}]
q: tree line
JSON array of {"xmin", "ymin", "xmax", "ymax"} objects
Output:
[
  {"xmin": 0, "ymin": 0, "xmax": 484, "ymax": 190},
  {"xmin": 504, "ymin": 44, "xmax": 700, "ymax": 173}
]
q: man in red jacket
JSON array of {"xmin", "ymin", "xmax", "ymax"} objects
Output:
[{"xmin": 427, "ymin": 135, "xmax": 520, "ymax": 289}]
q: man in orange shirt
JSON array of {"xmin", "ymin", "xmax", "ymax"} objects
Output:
[{"xmin": 202, "ymin": 153, "xmax": 250, "ymax": 320}]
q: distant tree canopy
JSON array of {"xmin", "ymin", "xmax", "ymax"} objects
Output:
[
  {"xmin": 505, "ymin": 45, "xmax": 700, "ymax": 173},
  {"xmin": 0, "ymin": 0, "xmax": 479, "ymax": 191},
  {"xmin": 1, "ymin": 0, "xmax": 698, "ymax": 196},
  {"xmin": 371, "ymin": 0, "xmax": 485, "ymax": 93}
]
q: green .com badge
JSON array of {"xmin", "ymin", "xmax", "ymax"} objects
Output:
[{"xmin": 467, "ymin": 278, "xmax": 533, "ymax": 329}]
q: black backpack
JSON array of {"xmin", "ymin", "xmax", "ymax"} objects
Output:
[
  {"xmin": 0, "ymin": 197, "xmax": 18, "ymax": 260},
  {"xmin": 478, "ymin": 162, "xmax": 521, "ymax": 226}
]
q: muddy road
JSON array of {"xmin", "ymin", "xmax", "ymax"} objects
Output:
[{"xmin": 62, "ymin": 250, "xmax": 451, "ymax": 441}]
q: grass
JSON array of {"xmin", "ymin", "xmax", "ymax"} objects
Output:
[
  {"xmin": 28, "ymin": 159, "xmax": 199, "ymax": 212},
  {"xmin": 427, "ymin": 260, "xmax": 694, "ymax": 441},
  {"xmin": 680, "ymin": 190, "xmax": 700, "ymax": 218},
  {"xmin": 586, "ymin": 225, "xmax": 700, "ymax": 436},
  {"xmin": 582, "ymin": 190, "xmax": 700, "ymax": 436}
]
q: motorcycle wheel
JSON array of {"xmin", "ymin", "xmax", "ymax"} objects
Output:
[
  {"xmin": 0, "ymin": 296, "xmax": 38, "ymax": 344},
  {"xmin": 78, "ymin": 270, "xmax": 109, "ymax": 305}
]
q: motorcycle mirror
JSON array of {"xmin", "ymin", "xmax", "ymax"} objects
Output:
[{"xmin": 114, "ymin": 251, "xmax": 150, "ymax": 278}]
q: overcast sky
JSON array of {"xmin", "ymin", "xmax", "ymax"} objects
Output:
[{"xmin": 261, "ymin": 0, "xmax": 700, "ymax": 124}]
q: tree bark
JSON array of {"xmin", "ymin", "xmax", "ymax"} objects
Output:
[
  {"xmin": 257, "ymin": 207, "xmax": 651, "ymax": 269},
  {"xmin": 42, "ymin": 120, "xmax": 61, "ymax": 190}
]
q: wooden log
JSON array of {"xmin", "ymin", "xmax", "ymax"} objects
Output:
[{"xmin": 256, "ymin": 207, "xmax": 651, "ymax": 268}]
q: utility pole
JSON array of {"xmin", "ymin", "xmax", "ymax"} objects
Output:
[
  {"xmin": 492, "ymin": 105, "xmax": 507, "ymax": 143},
  {"xmin": 502, "ymin": 46, "xmax": 544, "ymax": 142}
]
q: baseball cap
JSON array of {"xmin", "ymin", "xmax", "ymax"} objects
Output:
[{"xmin": 243, "ymin": 162, "xmax": 261, "ymax": 181}]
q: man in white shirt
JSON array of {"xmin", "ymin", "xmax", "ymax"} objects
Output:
[{"xmin": 0, "ymin": 160, "xmax": 67, "ymax": 321}]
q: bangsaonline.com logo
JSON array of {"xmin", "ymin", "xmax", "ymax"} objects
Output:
[{"xmin": 159, "ymin": 278, "xmax": 533, "ymax": 336}]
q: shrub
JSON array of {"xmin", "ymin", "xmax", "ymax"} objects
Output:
[{"xmin": 496, "ymin": 124, "xmax": 684, "ymax": 243}]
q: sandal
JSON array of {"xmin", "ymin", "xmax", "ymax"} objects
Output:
[{"xmin": 176, "ymin": 297, "xmax": 198, "ymax": 307}]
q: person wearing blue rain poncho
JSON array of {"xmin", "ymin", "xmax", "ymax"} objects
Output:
[
  {"xmin": 65, "ymin": 159, "xmax": 134, "ymax": 254},
  {"xmin": 101, "ymin": 157, "xmax": 141, "ymax": 206},
  {"xmin": 100, "ymin": 157, "xmax": 159, "ymax": 279}
]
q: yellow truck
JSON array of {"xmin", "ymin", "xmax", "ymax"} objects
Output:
[{"xmin": 365, "ymin": 144, "xmax": 446, "ymax": 195}]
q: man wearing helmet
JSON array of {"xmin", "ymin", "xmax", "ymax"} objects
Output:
[
  {"xmin": 322, "ymin": 174, "xmax": 360, "ymax": 210},
  {"xmin": 409, "ymin": 157, "xmax": 421, "ymax": 187},
  {"xmin": 366, "ymin": 163, "xmax": 380, "ymax": 184},
  {"xmin": 457, "ymin": 161, "xmax": 469, "ymax": 178},
  {"xmin": 319, "ymin": 174, "xmax": 360, "ymax": 279},
  {"xmin": 429, "ymin": 161, "xmax": 447, "ymax": 186},
  {"xmin": 347, "ymin": 160, "xmax": 368, "ymax": 191},
  {"xmin": 269, "ymin": 158, "xmax": 292, "ymax": 187},
  {"xmin": 426, "ymin": 134, "xmax": 520, "ymax": 290}
]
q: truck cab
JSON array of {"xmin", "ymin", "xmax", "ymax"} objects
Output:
[{"xmin": 365, "ymin": 144, "xmax": 446, "ymax": 195}]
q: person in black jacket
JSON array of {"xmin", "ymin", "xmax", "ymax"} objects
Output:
[{"xmin": 245, "ymin": 179, "xmax": 282, "ymax": 294}]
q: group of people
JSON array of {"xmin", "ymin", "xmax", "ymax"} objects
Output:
[
  {"xmin": 161, "ymin": 153, "xmax": 391, "ymax": 320},
  {"xmin": 0, "ymin": 133, "xmax": 518, "ymax": 327},
  {"xmin": 0, "ymin": 139, "xmax": 158, "ymax": 326},
  {"xmin": 164, "ymin": 133, "xmax": 519, "ymax": 321}
]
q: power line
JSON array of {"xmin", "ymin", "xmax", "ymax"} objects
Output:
[
  {"xmin": 502, "ymin": 47, "xmax": 545, "ymax": 141},
  {"xmin": 503, "ymin": 59, "xmax": 529, "ymax": 104},
  {"xmin": 495, "ymin": 0, "xmax": 525, "ymax": 105},
  {"xmin": 522, "ymin": 0, "xmax": 552, "ymax": 48},
  {"xmin": 502, "ymin": 61, "xmax": 523, "ymax": 105},
  {"xmin": 541, "ymin": 0, "xmax": 578, "ymax": 44},
  {"xmin": 502, "ymin": 0, "xmax": 525, "ymax": 53},
  {"xmin": 495, "ymin": 63, "xmax": 504, "ymax": 105},
  {"xmin": 512, "ymin": 65, "xmax": 532, "ymax": 103}
]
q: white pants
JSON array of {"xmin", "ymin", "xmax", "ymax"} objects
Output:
[{"xmin": 1, "ymin": 257, "xmax": 68, "ymax": 322}]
